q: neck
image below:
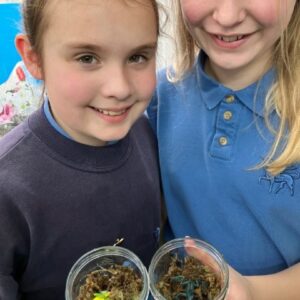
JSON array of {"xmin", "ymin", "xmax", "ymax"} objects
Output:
[{"xmin": 204, "ymin": 53, "xmax": 273, "ymax": 91}]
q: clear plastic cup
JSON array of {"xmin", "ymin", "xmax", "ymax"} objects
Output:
[
  {"xmin": 65, "ymin": 246, "xmax": 149, "ymax": 300},
  {"xmin": 149, "ymin": 238, "xmax": 229, "ymax": 300}
]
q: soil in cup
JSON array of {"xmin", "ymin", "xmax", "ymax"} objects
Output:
[
  {"xmin": 156, "ymin": 254, "xmax": 221, "ymax": 300},
  {"xmin": 76, "ymin": 264, "xmax": 143, "ymax": 300}
]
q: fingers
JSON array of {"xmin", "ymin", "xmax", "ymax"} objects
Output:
[{"xmin": 184, "ymin": 237, "xmax": 223, "ymax": 274}]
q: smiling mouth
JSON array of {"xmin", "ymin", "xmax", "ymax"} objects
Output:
[
  {"xmin": 91, "ymin": 106, "xmax": 129, "ymax": 116},
  {"xmin": 216, "ymin": 35, "xmax": 245, "ymax": 42}
]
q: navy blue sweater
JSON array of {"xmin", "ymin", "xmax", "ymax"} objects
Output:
[{"xmin": 0, "ymin": 108, "xmax": 161, "ymax": 300}]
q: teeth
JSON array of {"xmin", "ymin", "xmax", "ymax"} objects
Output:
[
  {"xmin": 218, "ymin": 35, "xmax": 243, "ymax": 42},
  {"xmin": 97, "ymin": 108, "xmax": 126, "ymax": 116}
]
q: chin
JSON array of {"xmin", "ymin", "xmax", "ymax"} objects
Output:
[
  {"xmin": 102, "ymin": 129, "xmax": 130, "ymax": 143},
  {"xmin": 210, "ymin": 51, "xmax": 253, "ymax": 68}
]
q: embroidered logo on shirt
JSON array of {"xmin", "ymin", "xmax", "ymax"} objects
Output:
[{"xmin": 259, "ymin": 166, "xmax": 300, "ymax": 196}]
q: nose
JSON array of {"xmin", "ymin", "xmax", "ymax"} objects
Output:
[
  {"xmin": 101, "ymin": 64, "xmax": 131, "ymax": 101},
  {"xmin": 212, "ymin": 0, "xmax": 246, "ymax": 28}
]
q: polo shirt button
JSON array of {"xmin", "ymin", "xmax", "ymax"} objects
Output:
[
  {"xmin": 223, "ymin": 111, "xmax": 233, "ymax": 120},
  {"xmin": 225, "ymin": 95, "xmax": 235, "ymax": 103},
  {"xmin": 219, "ymin": 136, "xmax": 228, "ymax": 146}
]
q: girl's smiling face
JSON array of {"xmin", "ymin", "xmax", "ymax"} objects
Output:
[
  {"xmin": 180, "ymin": 0, "xmax": 296, "ymax": 87},
  {"xmin": 35, "ymin": 0, "xmax": 158, "ymax": 146}
]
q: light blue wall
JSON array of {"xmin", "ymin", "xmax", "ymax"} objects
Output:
[{"xmin": 0, "ymin": 3, "xmax": 22, "ymax": 84}]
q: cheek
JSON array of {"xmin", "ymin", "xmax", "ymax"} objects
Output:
[
  {"xmin": 254, "ymin": 10, "xmax": 279, "ymax": 26},
  {"xmin": 47, "ymin": 70, "xmax": 93, "ymax": 105},
  {"xmin": 180, "ymin": 0, "xmax": 209, "ymax": 25},
  {"xmin": 141, "ymin": 75, "xmax": 156, "ymax": 102},
  {"xmin": 134, "ymin": 67, "xmax": 156, "ymax": 101},
  {"xmin": 252, "ymin": 1, "xmax": 293, "ymax": 27}
]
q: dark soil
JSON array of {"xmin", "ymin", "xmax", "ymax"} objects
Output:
[{"xmin": 156, "ymin": 255, "xmax": 221, "ymax": 300}]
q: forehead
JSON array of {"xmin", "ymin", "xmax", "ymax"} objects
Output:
[
  {"xmin": 44, "ymin": 0, "xmax": 157, "ymax": 31},
  {"xmin": 44, "ymin": 0, "xmax": 156, "ymax": 19},
  {"xmin": 41, "ymin": 0, "xmax": 158, "ymax": 52}
]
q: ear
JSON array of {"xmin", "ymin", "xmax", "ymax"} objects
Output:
[{"xmin": 15, "ymin": 34, "xmax": 43, "ymax": 80}]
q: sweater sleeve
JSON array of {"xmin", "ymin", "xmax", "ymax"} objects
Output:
[
  {"xmin": 0, "ymin": 193, "xmax": 30, "ymax": 299},
  {"xmin": 0, "ymin": 275, "xmax": 19, "ymax": 300}
]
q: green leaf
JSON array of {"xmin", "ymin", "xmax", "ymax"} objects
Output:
[{"xmin": 93, "ymin": 291, "xmax": 110, "ymax": 300}]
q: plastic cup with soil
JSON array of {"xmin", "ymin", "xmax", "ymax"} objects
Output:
[
  {"xmin": 149, "ymin": 238, "xmax": 229, "ymax": 300},
  {"xmin": 65, "ymin": 246, "xmax": 149, "ymax": 300}
]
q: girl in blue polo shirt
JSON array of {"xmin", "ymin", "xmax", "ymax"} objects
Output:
[{"xmin": 148, "ymin": 0, "xmax": 300, "ymax": 299}]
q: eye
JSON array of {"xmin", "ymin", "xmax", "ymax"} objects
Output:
[
  {"xmin": 128, "ymin": 54, "xmax": 147, "ymax": 64},
  {"xmin": 77, "ymin": 54, "xmax": 98, "ymax": 64}
]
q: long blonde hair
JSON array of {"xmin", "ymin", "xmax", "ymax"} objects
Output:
[{"xmin": 170, "ymin": 0, "xmax": 300, "ymax": 176}]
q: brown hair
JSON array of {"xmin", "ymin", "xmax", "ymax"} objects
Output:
[
  {"xmin": 21, "ymin": 0, "xmax": 49, "ymax": 61},
  {"xmin": 170, "ymin": 0, "xmax": 300, "ymax": 175}
]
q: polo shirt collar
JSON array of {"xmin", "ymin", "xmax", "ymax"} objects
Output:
[{"xmin": 195, "ymin": 52, "xmax": 276, "ymax": 117}]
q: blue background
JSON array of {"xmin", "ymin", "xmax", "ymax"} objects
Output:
[{"xmin": 0, "ymin": 3, "xmax": 22, "ymax": 84}]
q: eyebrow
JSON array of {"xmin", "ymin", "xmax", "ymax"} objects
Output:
[{"xmin": 64, "ymin": 42, "xmax": 158, "ymax": 52}]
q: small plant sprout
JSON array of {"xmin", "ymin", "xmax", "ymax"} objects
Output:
[{"xmin": 93, "ymin": 291, "xmax": 110, "ymax": 300}]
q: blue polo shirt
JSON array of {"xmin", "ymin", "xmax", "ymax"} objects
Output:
[{"xmin": 147, "ymin": 53, "xmax": 300, "ymax": 275}]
